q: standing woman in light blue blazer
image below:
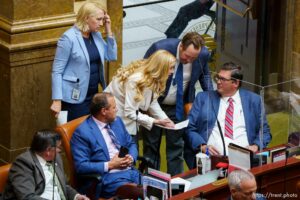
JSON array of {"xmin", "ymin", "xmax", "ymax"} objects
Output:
[{"xmin": 50, "ymin": 1, "xmax": 117, "ymax": 121}]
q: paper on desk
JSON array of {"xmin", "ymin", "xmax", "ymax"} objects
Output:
[
  {"xmin": 171, "ymin": 177, "xmax": 191, "ymax": 192},
  {"xmin": 186, "ymin": 169, "xmax": 220, "ymax": 190},
  {"xmin": 228, "ymin": 146, "xmax": 251, "ymax": 170},
  {"xmin": 56, "ymin": 111, "xmax": 68, "ymax": 126},
  {"xmin": 155, "ymin": 120, "xmax": 189, "ymax": 130}
]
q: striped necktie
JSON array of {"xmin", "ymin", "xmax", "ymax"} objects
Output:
[
  {"xmin": 46, "ymin": 162, "xmax": 66, "ymax": 200},
  {"xmin": 224, "ymin": 98, "xmax": 234, "ymax": 139},
  {"xmin": 105, "ymin": 124, "xmax": 121, "ymax": 150}
]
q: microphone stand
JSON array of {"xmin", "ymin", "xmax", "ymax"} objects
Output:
[
  {"xmin": 52, "ymin": 147, "xmax": 57, "ymax": 200},
  {"xmin": 209, "ymin": 92, "xmax": 227, "ymax": 156}
]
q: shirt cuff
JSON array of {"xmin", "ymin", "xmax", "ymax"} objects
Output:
[
  {"xmin": 104, "ymin": 161, "xmax": 109, "ymax": 172},
  {"xmin": 74, "ymin": 194, "xmax": 79, "ymax": 200}
]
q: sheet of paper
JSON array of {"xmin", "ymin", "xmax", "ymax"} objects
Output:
[
  {"xmin": 186, "ymin": 169, "xmax": 220, "ymax": 190},
  {"xmin": 56, "ymin": 111, "xmax": 68, "ymax": 126},
  {"xmin": 155, "ymin": 119, "xmax": 189, "ymax": 130},
  {"xmin": 228, "ymin": 146, "xmax": 251, "ymax": 170}
]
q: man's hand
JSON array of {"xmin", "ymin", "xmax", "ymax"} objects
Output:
[
  {"xmin": 75, "ymin": 194, "xmax": 90, "ymax": 200},
  {"xmin": 122, "ymin": 154, "xmax": 134, "ymax": 167},
  {"xmin": 108, "ymin": 154, "xmax": 133, "ymax": 170},
  {"xmin": 201, "ymin": 145, "xmax": 220, "ymax": 156},
  {"xmin": 247, "ymin": 144, "xmax": 259, "ymax": 153}
]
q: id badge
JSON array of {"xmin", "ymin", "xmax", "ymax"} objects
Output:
[{"xmin": 71, "ymin": 88, "xmax": 80, "ymax": 100}]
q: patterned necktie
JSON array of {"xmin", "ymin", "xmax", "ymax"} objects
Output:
[
  {"xmin": 105, "ymin": 124, "xmax": 121, "ymax": 150},
  {"xmin": 174, "ymin": 63, "xmax": 184, "ymax": 121},
  {"xmin": 46, "ymin": 162, "xmax": 66, "ymax": 200},
  {"xmin": 225, "ymin": 98, "xmax": 234, "ymax": 139}
]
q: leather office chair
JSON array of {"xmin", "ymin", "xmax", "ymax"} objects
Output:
[
  {"xmin": 55, "ymin": 115, "xmax": 88, "ymax": 187},
  {"xmin": 0, "ymin": 164, "xmax": 12, "ymax": 194},
  {"xmin": 184, "ymin": 103, "xmax": 193, "ymax": 116},
  {"xmin": 55, "ymin": 115, "xmax": 144, "ymax": 200}
]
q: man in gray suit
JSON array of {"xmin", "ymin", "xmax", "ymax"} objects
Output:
[{"xmin": 2, "ymin": 130, "xmax": 89, "ymax": 200}]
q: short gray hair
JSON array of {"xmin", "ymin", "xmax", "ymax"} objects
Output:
[{"xmin": 228, "ymin": 169, "xmax": 255, "ymax": 191}]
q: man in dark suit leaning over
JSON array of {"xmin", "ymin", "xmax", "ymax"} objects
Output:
[
  {"xmin": 3, "ymin": 130, "xmax": 89, "ymax": 200},
  {"xmin": 184, "ymin": 62, "xmax": 272, "ymax": 169},
  {"xmin": 142, "ymin": 32, "xmax": 213, "ymax": 176},
  {"xmin": 70, "ymin": 92, "xmax": 140, "ymax": 199}
]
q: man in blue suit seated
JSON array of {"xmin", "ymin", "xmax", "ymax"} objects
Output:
[
  {"xmin": 70, "ymin": 92, "xmax": 140, "ymax": 198},
  {"xmin": 228, "ymin": 169, "xmax": 266, "ymax": 200},
  {"xmin": 184, "ymin": 62, "xmax": 272, "ymax": 169}
]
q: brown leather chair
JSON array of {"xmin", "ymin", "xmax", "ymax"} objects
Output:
[
  {"xmin": 56, "ymin": 115, "xmax": 144, "ymax": 199},
  {"xmin": 55, "ymin": 115, "xmax": 88, "ymax": 187},
  {"xmin": 0, "ymin": 164, "xmax": 12, "ymax": 193}
]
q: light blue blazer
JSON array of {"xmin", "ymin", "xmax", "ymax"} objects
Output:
[{"xmin": 52, "ymin": 26, "xmax": 117, "ymax": 103}]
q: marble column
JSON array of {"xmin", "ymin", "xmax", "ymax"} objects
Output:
[
  {"xmin": 107, "ymin": 0, "xmax": 123, "ymax": 81},
  {"xmin": 0, "ymin": 0, "xmax": 75, "ymax": 163}
]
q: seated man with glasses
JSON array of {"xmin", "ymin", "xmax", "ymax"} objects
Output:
[
  {"xmin": 184, "ymin": 62, "xmax": 272, "ymax": 169},
  {"xmin": 3, "ymin": 130, "xmax": 89, "ymax": 200},
  {"xmin": 228, "ymin": 169, "xmax": 266, "ymax": 200}
]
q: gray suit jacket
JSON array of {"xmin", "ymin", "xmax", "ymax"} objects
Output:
[{"xmin": 2, "ymin": 150, "xmax": 77, "ymax": 200}]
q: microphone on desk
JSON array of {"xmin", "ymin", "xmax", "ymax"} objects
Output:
[{"xmin": 209, "ymin": 92, "xmax": 226, "ymax": 156}]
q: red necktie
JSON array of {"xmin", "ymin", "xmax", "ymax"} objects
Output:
[{"xmin": 225, "ymin": 98, "xmax": 234, "ymax": 139}]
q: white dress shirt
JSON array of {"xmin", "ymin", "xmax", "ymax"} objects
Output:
[
  {"xmin": 105, "ymin": 72, "xmax": 168, "ymax": 135},
  {"xmin": 162, "ymin": 42, "xmax": 192, "ymax": 105},
  {"xmin": 207, "ymin": 90, "xmax": 249, "ymax": 155},
  {"xmin": 36, "ymin": 154, "xmax": 62, "ymax": 200}
]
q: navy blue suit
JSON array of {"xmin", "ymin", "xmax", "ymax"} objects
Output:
[
  {"xmin": 165, "ymin": 0, "xmax": 214, "ymax": 38},
  {"xmin": 142, "ymin": 38, "xmax": 213, "ymax": 176},
  {"xmin": 184, "ymin": 89, "xmax": 272, "ymax": 169},
  {"xmin": 70, "ymin": 116, "xmax": 140, "ymax": 198}
]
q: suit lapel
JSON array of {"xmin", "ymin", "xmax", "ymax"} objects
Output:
[
  {"xmin": 92, "ymin": 32, "xmax": 104, "ymax": 66},
  {"xmin": 31, "ymin": 152, "xmax": 46, "ymax": 182},
  {"xmin": 88, "ymin": 117, "xmax": 110, "ymax": 160},
  {"xmin": 239, "ymin": 89, "xmax": 251, "ymax": 138},
  {"xmin": 74, "ymin": 27, "xmax": 90, "ymax": 67}
]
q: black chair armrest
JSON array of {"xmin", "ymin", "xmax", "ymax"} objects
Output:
[{"xmin": 77, "ymin": 173, "xmax": 102, "ymax": 181}]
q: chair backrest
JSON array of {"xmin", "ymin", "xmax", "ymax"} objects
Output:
[
  {"xmin": 184, "ymin": 103, "xmax": 193, "ymax": 116},
  {"xmin": 55, "ymin": 115, "xmax": 88, "ymax": 187},
  {"xmin": 0, "ymin": 164, "xmax": 12, "ymax": 193}
]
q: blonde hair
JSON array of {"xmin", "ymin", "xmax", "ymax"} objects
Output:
[
  {"xmin": 114, "ymin": 50, "xmax": 176, "ymax": 102},
  {"xmin": 75, "ymin": 1, "xmax": 107, "ymax": 32}
]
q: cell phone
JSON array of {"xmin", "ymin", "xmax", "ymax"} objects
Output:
[{"xmin": 118, "ymin": 146, "xmax": 129, "ymax": 158}]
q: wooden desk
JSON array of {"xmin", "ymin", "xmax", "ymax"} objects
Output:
[{"xmin": 169, "ymin": 157, "xmax": 300, "ymax": 200}]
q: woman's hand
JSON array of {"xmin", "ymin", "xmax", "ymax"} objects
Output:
[
  {"xmin": 154, "ymin": 118, "xmax": 175, "ymax": 128},
  {"xmin": 104, "ymin": 13, "xmax": 112, "ymax": 36},
  {"xmin": 50, "ymin": 100, "xmax": 61, "ymax": 118}
]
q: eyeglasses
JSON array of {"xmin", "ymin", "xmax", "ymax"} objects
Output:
[{"xmin": 214, "ymin": 74, "xmax": 232, "ymax": 83}]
